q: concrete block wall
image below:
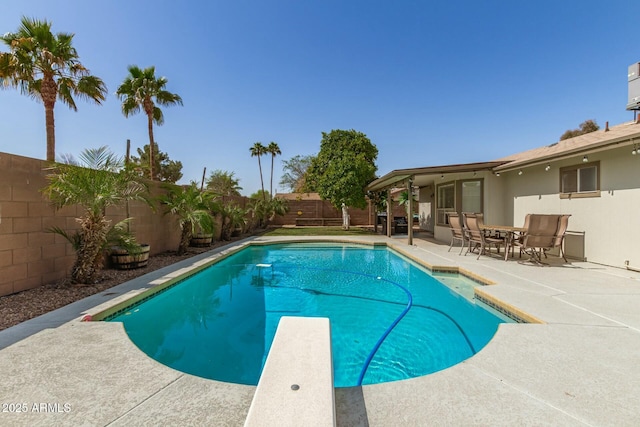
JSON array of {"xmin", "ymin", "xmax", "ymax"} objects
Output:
[
  {"xmin": 0, "ymin": 153, "xmax": 72, "ymax": 296},
  {"xmin": 0, "ymin": 152, "xmax": 183, "ymax": 297}
]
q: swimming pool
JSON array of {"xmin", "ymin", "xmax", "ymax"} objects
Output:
[{"xmin": 108, "ymin": 242, "xmax": 511, "ymax": 387}]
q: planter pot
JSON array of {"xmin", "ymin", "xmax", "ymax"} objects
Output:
[
  {"xmin": 190, "ymin": 233, "xmax": 213, "ymax": 247},
  {"xmin": 110, "ymin": 244, "xmax": 150, "ymax": 270}
]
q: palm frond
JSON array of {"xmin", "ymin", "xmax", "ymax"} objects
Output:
[{"xmin": 47, "ymin": 226, "xmax": 81, "ymax": 250}]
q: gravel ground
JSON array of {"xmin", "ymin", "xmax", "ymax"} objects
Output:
[{"xmin": 0, "ymin": 237, "xmax": 247, "ymax": 331}]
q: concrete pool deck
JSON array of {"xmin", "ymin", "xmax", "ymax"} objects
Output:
[{"xmin": 1, "ymin": 234, "xmax": 639, "ymax": 426}]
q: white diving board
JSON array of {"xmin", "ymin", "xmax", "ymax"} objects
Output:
[{"xmin": 244, "ymin": 316, "xmax": 336, "ymax": 427}]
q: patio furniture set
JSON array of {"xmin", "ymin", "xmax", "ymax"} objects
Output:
[{"xmin": 447, "ymin": 212, "xmax": 571, "ymax": 264}]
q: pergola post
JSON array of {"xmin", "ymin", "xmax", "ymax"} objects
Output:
[
  {"xmin": 407, "ymin": 177, "xmax": 414, "ymax": 246},
  {"xmin": 386, "ymin": 188, "xmax": 392, "ymax": 237}
]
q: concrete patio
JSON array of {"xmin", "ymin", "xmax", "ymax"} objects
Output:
[{"xmin": 1, "ymin": 234, "xmax": 639, "ymax": 426}]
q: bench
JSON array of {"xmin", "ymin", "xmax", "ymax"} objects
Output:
[
  {"xmin": 244, "ymin": 317, "xmax": 335, "ymax": 427},
  {"xmin": 295, "ymin": 218, "xmax": 343, "ymax": 227}
]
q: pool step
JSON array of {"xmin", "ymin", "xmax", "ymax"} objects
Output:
[{"xmin": 244, "ymin": 316, "xmax": 336, "ymax": 427}]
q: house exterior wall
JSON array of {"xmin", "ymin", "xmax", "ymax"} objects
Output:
[
  {"xmin": 432, "ymin": 171, "xmax": 504, "ymax": 241},
  {"xmin": 501, "ymin": 145, "xmax": 640, "ymax": 268},
  {"xmin": 417, "ymin": 186, "xmax": 434, "ymax": 232}
]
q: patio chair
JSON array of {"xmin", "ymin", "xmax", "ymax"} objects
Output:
[
  {"xmin": 543, "ymin": 214, "xmax": 571, "ymax": 262},
  {"xmin": 514, "ymin": 214, "xmax": 531, "ymax": 258},
  {"xmin": 514, "ymin": 214, "xmax": 561, "ymax": 264},
  {"xmin": 463, "ymin": 213, "xmax": 503, "ymax": 260},
  {"xmin": 446, "ymin": 212, "xmax": 466, "ymax": 255}
]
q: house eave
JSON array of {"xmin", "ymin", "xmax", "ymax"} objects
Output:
[{"xmin": 366, "ymin": 161, "xmax": 508, "ymax": 192}]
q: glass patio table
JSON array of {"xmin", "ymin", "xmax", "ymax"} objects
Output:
[{"xmin": 481, "ymin": 225, "xmax": 527, "ymax": 261}]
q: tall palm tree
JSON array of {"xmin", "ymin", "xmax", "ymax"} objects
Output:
[
  {"xmin": 116, "ymin": 65, "xmax": 183, "ymax": 180},
  {"xmin": 250, "ymin": 142, "xmax": 267, "ymax": 201},
  {"xmin": 0, "ymin": 17, "xmax": 107, "ymax": 161},
  {"xmin": 266, "ymin": 141, "xmax": 281, "ymax": 200}
]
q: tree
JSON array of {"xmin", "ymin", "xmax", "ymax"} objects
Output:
[
  {"xmin": 42, "ymin": 146, "xmax": 149, "ymax": 283},
  {"xmin": 250, "ymin": 189, "xmax": 270, "ymax": 200},
  {"xmin": 116, "ymin": 65, "xmax": 183, "ymax": 180},
  {"xmin": 559, "ymin": 119, "xmax": 599, "ymax": 141},
  {"xmin": 129, "ymin": 141, "xmax": 183, "ymax": 183},
  {"xmin": 306, "ymin": 129, "xmax": 378, "ymax": 210},
  {"xmin": 367, "ymin": 189, "xmax": 387, "ymax": 233},
  {"xmin": 250, "ymin": 142, "xmax": 267, "ymax": 201},
  {"xmin": 0, "ymin": 17, "xmax": 107, "ymax": 161},
  {"xmin": 280, "ymin": 154, "xmax": 314, "ymax": 192},
  {"xmin": 205, "ymin": 170, "xmax": 242, "ymax": 196},
  {"xmin": 398, "ymin": 190, "xmax": 417, "ymax": 221},
  {"xmin": 398, "ymin": 190, "xmax": 416, "ymax": 209},
  {"xmin": 160, "ymin": 182, "xmax": 215, "ymax": 255},
  {"xmin": 266, "ymin": 141, "xmax": 281, "ymax": 199}
]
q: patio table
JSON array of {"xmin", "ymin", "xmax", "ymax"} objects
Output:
[{"xmin": 481, "ymin": 225, "xmax": 527, "ymax": 261}]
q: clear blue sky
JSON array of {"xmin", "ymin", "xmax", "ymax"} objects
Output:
[{"xmin": 2, "ymin": 1, "xmax": 639, "ymax": 196}]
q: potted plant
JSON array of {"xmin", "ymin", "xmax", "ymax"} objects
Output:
[
  {"xmin": 219, "ymin": 203, "xmax": 247, "ymax": 240},
  {"xmin": 160, "ymin": 182, "xmax": 217, "ymax": 254},
  {"xmin": 42, "ymin": 147, "xmax": 150, "ymax": 283},
  {"xmin": 109, "ymin": 238, "xmax": 151, "ymax": 270}
]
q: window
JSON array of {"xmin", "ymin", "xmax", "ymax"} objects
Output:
[
  {"xmin": 436, "ymin": 179, "xmax": 485, "ymax": 225},
  {"xmin": 560, "ymin": 162, "xmax": 600, "ymax": 198},
  {"xmin": 436, "ymin": 183, "xmax": 455, "ymax": 225},
  {"xmin": 461, "ymin": 180, "xmax": 482, "ymax": 213}
]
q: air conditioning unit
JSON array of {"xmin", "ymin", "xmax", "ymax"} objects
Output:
[{"xmin": 626, "ymin": 62, "xmax": 640, "ymax": 110}]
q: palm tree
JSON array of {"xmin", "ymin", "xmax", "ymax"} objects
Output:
[
  {"xmin": 42, "ymin": 146, "xmax": 149, "ymax": 283},
  {"xmin": 219, "ymin": 203, "xmax": 247, "ymax": 240},
  {"xmin": 0, "ymin": 17, "xmax": 107, "ymax": 161},
  {"xmin": 160, "ymin": 182, "xmax": 215, "ymax": 254},
  {"xmin": 249, "ymin": 196, "xmax": 289, "ymax": 228},
  {"xmin": 250, "ymin": 142, "xmax": 267, "ymax": 201},
  {"xmin": 206, "ymin": 169, "xmax": 243, "ymax": 196},
  {"xmin": 116, "ymin": 65, "xmax": 183, "ymax": 180},
  {"xmin": 266, "ymin": 141, "xmax": 281, "ymax": 200}
]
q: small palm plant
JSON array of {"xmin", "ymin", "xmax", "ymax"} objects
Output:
[
  {"xmin": 398, "ymin": 190, "xmax": 417, "ymax": 214},
  {"xmin": 160, "ymin": 182, "xmax": 216, "ymax": 254},
  {"xmin": 249, "ymin": 197, "xmax": 289, "ymax": 228},
  {"xmin": 219, "ymin": 203, "xmax": 247, "ymax": 240},
  {"xmin": 42, "ymin": 146, "xmax": 149, "ymax": 283}
]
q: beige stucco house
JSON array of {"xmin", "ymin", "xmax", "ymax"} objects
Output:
[{"xmin": 367, "ymin": 120, "xmax": 640, "ymax": 270}]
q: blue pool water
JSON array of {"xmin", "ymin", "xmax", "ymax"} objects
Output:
[{"xmin": 109, "ymin": 243, "xmax": 510, "ymax": 387}]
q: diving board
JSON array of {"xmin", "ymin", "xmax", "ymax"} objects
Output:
[{"xmin": 244, "ymin": 316, "xmax": 336, "ymax": 427}]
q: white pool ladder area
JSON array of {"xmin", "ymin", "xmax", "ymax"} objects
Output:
[{"xmin": 244, "ymin": 316, "xmax": 336, "ymax": 427}]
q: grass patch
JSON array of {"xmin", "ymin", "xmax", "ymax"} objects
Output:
[{"xmin": 264, "ymin": 226, "xmax": 375, "ymax": 236}]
